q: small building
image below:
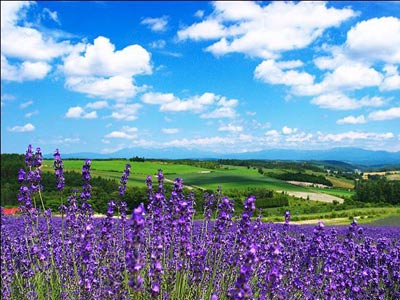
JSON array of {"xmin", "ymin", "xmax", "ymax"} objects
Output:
[{"xmin": 3, "ymin": 207, "xmax": 20, "ymax": 215}]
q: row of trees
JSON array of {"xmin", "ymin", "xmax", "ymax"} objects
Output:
[
  {"xmin": 1, "ymin": 154, "xmax": 25, "ymax": 207},
  {"xmin": 353, "ymin": 178, "xmax": 400, "ymax": 205}
]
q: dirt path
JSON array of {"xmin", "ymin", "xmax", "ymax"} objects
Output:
[
  {"xmin": 278, "ymin": 191, "xmax": 344, "ymax": 204},
  {"xmin": 289, "ymin": 217, "xmax": 349, "ymax": 225}
]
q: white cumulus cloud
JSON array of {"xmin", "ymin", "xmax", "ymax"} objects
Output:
[
  {"xmin": 109, "ymin": 103, "xmax": 142, "ymax": 121},
  {"xmin": 346, "ymin": 17, "xmax": 400, "ymax": 64},
  {"xmin": 337, "ymin": 115, "xmax": 366, "ymax": 125},
  {"xmin": 86, "ymin": 100, "xmax": 109, "ymax": 110},
  {"xmin": 105, "ymin": 126, "xmax": 138, "ymax": 139},
  {"xmin": 380, "ymin": 65, "xmax": 400, "ymax": 91},
  {"xmin": 65, "ymin": 76, "xmax": 138, "ymax": 101},
  {"xmin": 65, "ymin": 106, "xmax": 97, "ymax": 119},
  {"xmin": 1, "ymin": 2, "xmax": 83, "ymax": 82},
  {"xmin": 368, "ymin": 107, "xmax": 400, "ymax": 121},
  {"xmin": 293, "ymin": 63, "xmax": 383, "ymax": 96},
  {"xmin": 141, "ymin": 16, "xmax": 168, "ymax": 32},
  {"xmin": 311, "ymin": 93, "xmax": 384, "ymax": 110},
  {"xmin": 1, "ymin": 55, "xmax": 51, "ymax": 82},
  {"xmin": 141, "ymin": 91, "xmax": 239, "ymax": 118},
  {"xmin": 255, "ymin": 59, "xmax": 314, "ymax": 86},
  {"xmin": 63, "ymin": 36, "xmax": 151, "ymax": 78},
  {"xmin": 1, "ymin": 2, "xmax": 80, "ymax": 62},
  {"xmin": 178, "ymin": 1, "xmax": 355, "ymax": 59},
  {"xmin": 63, "ymin": 36, "xmax": 151, "ymax": 100},
  {"xmin": 8, "ymin": 123, "xmax": 35, "ymax": 132},
  {"xmin": 282, "ymin": 126, "xmax": 298, "ymax": 135}
]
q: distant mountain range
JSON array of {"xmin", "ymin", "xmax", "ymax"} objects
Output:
[{"xmin": 44, "ymin": 147, "xmax": 400, "ymax": 166}]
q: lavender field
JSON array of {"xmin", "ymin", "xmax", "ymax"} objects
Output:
[{"xmin": 1, "ymin": 146, "xmax": 400, "ymax": 300}]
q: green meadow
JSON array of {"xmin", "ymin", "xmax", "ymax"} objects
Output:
[
  {"xmin": 42, "ymin": 159, "xmax": 354, "ymax": 198},
  {"xmin": 4, "ymin": 158, "xmax": 393, "ymax": 225}
]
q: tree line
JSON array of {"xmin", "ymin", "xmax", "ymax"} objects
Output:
[{"xmin": 353, "ymin": 177, "xmax": 400, "ymax": 205}]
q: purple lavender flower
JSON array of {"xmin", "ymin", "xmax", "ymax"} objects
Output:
[
  {"xmin": 203, "ymin": 192, "xmax": 215, "ymax": 222},
  {"xmin": 118, "ymin": 164, "xmax": 131, "ymax": 198},
  {"xmin": 146, "ymin": 175, "xmax": 153, "ymax": 191},
  {"xmin": 174, "ymin": 177, "xmax": 183, "ymax": 192},
  {"xmin": 34, "ymin": 147, "xmax": 42, "ymax": 168},
  {"xmin": 284, "ymin": 210, "xmax": 291, "ymax": 225},
  {"xmin": 120, "ymin": 201, "xmax": 127, "ymax": 222},
  {"xmin": 176, "ymin": 190, "xmax": 195, "ymax": 265},
  {"xmin": 80, "ymin": 160, "xmax": 92, "ymax": 213},
  {"xmin": 21, "ymin": 146, "xmax": 43, "ymax": 195},
  {"xmin": 5, "ymin": 147, "xmax": 400, "ymax": 299},
  {"xmin": 314, "ymin": 221, "xmax": 325, "ymax": 235},
  {"xmin": 25, "ymin": 144, "xmax": 33, "ymax": 168},
  {"xmin": 227, "ymin": 244, "xmax": 258, "ymax": 300},
  {"xmin": 147, "ymin": 171, "xmax": 168, "ymax": 296},
  {"xmin": 100, "ymin": 200, "xmax": 116, "ymax": 258},
  {"xmin": 236, "ymin": 196, "xmax": 256, "ymax": 255},
  {"xmin": 17, "ymin": 175, "xmax": 32, "ymax": 211},
  {"xmin": 53, "ymin": 148, "xmax": 65, "ymax": 191},
  {"xmin": 157, "ymin": 168, "xmax": 164, "ymax": 191},
  {"xmin": 146, "ymin": 175, "xmax": 154, "ymax": 214},
  {"xmin": 18, "ymin": 169, "xmax": 26, "ymax": 183},
  {"xmin": 213, "ymin": 196, "xmax": 234, "ymax": 248},
  {"xmin": 126, "ymin": 203, "xmax": 146, "ymax": 291}
]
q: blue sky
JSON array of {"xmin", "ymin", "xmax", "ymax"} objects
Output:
[{"xmin": 1, "ymin": 1, "xmax": 400, "ymax": 155}]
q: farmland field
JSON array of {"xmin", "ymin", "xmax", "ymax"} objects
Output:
[
  {"xmin": 42, "ymin": 159, "xmax": 355, "ymax": 200},
  {"xmin": 363, "ymin": 171, "xmax": 400, "ymax": 180},
  {"xmin": 42, "ymin": 159, "xmax": 213, "ymax": 188},
  {"xmin": 278, "ymin": 191, "xmax": 344, "ymax": 203},
  {"xmin": 8, "ymin": 158, "xmax": 394, "ymax": 226},
  {"xmin": 326, "ymin": 175, "xmax": 354, "ymax": 189}
]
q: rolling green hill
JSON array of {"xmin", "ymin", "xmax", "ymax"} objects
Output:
[
  {"xmin": 42, "ymin": 159, "xmax": 355, "ymax": 199},
  {"xmin": 3, "ymin": 155, "xmax": 398, "ymax": 223}
]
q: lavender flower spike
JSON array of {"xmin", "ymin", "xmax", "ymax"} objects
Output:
[
  {"xmin": 53, "ymin": 148, "xmax": 65, "ymax": 191},
  {"xmin": 126, "ymin": 203, "xmax": 146, "ymax": 291},
  {"xmin": 119, "ymin": 164, "xmax": 131, "ymax": 198}
]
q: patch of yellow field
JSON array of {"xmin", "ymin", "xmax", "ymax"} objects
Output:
[
  {"xmin": 327, "ymin": 176, "xmax": 354, "ymax": 189},
  {"xmin": 362, "ymin": 171, "xmax": 400, "ymax": 180},
  {"xmin": 387, "ymin": 174, "xmax": 400, "ymax": 181}
]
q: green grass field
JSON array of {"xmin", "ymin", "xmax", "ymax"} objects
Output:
[
  {"xmin": 43, "ymin": 159, "xmax": 355, "ymax": 198},
  {"xmin": 263, "ymin": 206, "xmax": 400, "ymax": 225},
  {"xmin": 367, "ymin": 215, "xmax": 400, "ymax": 226},
  {"xmin": 43, "ymin": 159, "xmax": 210, "ymax": 175},
  {"xmin": 43, "ymin": 159, "xmax": 211, "ymax": 188},
  {"xmin": 41, "ymin": 159, "xmax": 400, "ymax": 223}
]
